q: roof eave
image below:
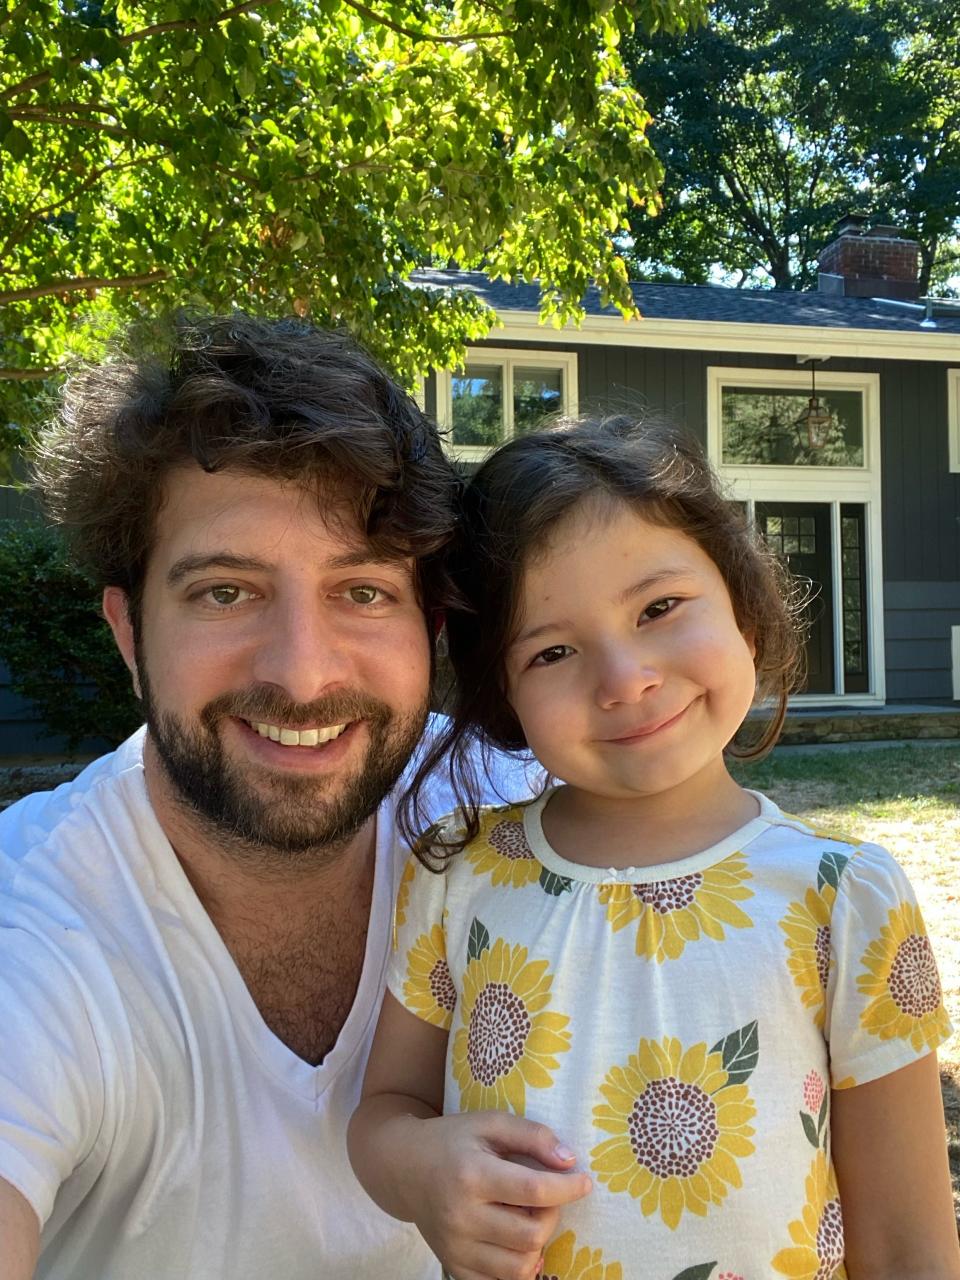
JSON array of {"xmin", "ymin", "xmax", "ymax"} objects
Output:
[{"xmin": 484, "ymin": 308, "xmax": 960, "ymax": 363}]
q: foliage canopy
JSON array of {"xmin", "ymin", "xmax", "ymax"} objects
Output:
[
  {"xmin": 0, "ymin": 0, "xmax": 707, "ymax": 456},
  {"xmin": 625, "ymin": 0, "xmax": 960, "ymax": 291}
]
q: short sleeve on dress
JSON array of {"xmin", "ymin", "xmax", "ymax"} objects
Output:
[
  {"xmin": 386, "ymin": 838, "xmax": 456, "ymax": 1032},
  {"xmin": 825, "ymin": 841, "xmax": 953, "ymax": 1089}
]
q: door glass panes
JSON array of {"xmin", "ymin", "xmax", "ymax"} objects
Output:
[
  {"xmin": 513, "ymin": 367, "xmax": 563, "ymax": 435},
  {"xmin": 451, "ymin": 365, "xmax": 504, "ymax": 446},
  {"xmin": 722, "ymin": 387, "xmax": 864, "ymax": 466},
  {"xmin": 841, "ymin": 506, "xmax": 868, "ymax": 692}
]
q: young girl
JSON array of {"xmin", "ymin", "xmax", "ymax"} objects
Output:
[{"xmin": 348, "ymin": 417, "xmax": 959, "ymax": 1280}]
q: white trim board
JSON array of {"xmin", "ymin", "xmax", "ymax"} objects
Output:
[
  {"xmin": 485, "ymin": 309, "xmax": 960, "ymax": 364},
  {"xmin": 707, "ymin": 365, "xmax": 885, "ymax": 704}
]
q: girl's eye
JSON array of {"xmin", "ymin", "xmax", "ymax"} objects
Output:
[
  {"xmin": 532, "ymin": 644, "xmax": 574, "ymax": 667},
  {"xmin": 641, "ymin": 597, "xmax": 677, "ymax": 622}
]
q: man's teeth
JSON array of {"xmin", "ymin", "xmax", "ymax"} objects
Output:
[{"xmin": 249, "ymin": 722, "xmax": 348, "ymax": 747}]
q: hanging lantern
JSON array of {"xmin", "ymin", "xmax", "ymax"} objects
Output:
[{"xmin": 800, "ymin": 362, "xmax": 833, "ymax": 449}]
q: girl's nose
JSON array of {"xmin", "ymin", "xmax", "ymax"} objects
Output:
[{"xmin": 594, "ymin": 645, "xmax": 662, "ymax": 708}]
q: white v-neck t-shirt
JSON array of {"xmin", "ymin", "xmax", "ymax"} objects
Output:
[{"xmin": 0, "ymin": 724, "xmax": 535, "ymax": 1279}]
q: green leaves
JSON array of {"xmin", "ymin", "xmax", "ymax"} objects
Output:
[
  {"xmin": 539, "ymin": 867, "xmax": 573, "ymax": 896},
  {"xmin": 467, "ymin": 917, "xmax": 490, "ymax": 961},
  {"xmin": 710, "ymin": 1020, "xmax": 759, "ymax": 1087},
  {"xmin": 817, "ymin": 850, "xmax": 850, "ymax": 893},
  {"xmin": 624, "ymin": 0, "xmax": 960, "ymax": 292},
  {"xmin": 0, "ymin": 0, "xmax": 697, "ymax": 405}
]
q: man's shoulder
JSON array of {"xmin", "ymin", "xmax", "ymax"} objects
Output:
[
  {"xmin": 401, "ymin": 713, "xmax": 542, "ymax": 817},
  {"xmin": 0, "ymin": 729, "xmax": 147, "ymax": 869}
]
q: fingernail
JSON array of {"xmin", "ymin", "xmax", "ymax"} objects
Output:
[{"xmin": 554, "ymin": 1143, "xmax": 576, "ymax": 1161}]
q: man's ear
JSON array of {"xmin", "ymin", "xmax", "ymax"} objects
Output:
[{"xmin": 102, "ymin": 587, "xmax": 142, "ymax": 699}]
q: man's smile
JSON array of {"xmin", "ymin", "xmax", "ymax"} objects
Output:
[{"xmin": 245, "ymin": 719, "xmax": 350, "ymax": 747}]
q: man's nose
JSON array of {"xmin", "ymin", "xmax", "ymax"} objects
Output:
[
  {"xmin": 594, "ymin": 642, "xmax": 662, "ymax": 708},
  {"xmin": 251, "ymin": 594, "xmax": 355, "ymax": 706}
]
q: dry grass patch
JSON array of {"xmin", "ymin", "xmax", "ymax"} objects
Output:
[{"xmin": 733, "ymin": 742, "xmax": 960, "ymax": 1219}]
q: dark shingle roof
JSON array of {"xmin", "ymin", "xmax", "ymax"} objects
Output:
[{"xmin": 413, "ymin": 269, "xmax": 960, "ymax": 335}]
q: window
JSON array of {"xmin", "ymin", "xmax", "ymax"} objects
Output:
[
  {"xmin": 438, "ymin": 349, "xmax": 578, "ymax": 461},
  {"xmin": 949, "ymin": 369, "xmax": 960, "ymax": 473},
  {"xmin": 721, "ymin": 386, "xmax": 864, "ymax": 466},
  {"xmin": 707, "ymin": 367, "xmax": 877, "ymax": 472}
]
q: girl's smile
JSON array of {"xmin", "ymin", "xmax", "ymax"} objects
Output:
[{"xmin": 505, "ymin": 499, "xmax": 759, "ymax": 860}]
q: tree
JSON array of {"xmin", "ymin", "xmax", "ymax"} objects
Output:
[
  {"xmin": 0, "ymin": 0, "xmax": 707, "ymax": 454},
  {"xmin": 623, "ymin": 0, "xmax": 960, "ymax": 292}
]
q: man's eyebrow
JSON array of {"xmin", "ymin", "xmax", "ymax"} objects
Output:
[
  {"xmin": 166, "ymin": 553, "xmax": 274, "ymax": 587},
  {"xmin": 326, "ymin": 549, "xmax": 415, "ymax": 575},
  {"xmin": 166, "ymin": 549, "xmax": 416, "ymax": 587},
  {"xmin": 511, "ymin": 568, "xmax": 686, "ymax": 647}
]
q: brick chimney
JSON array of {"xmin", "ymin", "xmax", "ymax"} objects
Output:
[{"xmin": 818, "ymin": 214, "xmax": 921, "ymax": 300}]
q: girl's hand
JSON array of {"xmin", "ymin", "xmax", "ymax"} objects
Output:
[{"xmin": 407, "ymin": 1110, "xmax": 592, "ymax": 1280}]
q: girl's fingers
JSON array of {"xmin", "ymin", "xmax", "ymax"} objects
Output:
[
  {"xmin": 451, "ymin": 1239, "xmax": 544, "ymax": 1280},
  {"xmin": 478, "ymin": 1111, "xmax": 581, "ymax": 1171},
  {"xmin": 472, "ymin": 1201, "xmax": 559, "ymax": 1255},
  {"xmin": 477, "ymin": 1150, "xmax": 592, "ymax": 1211}
]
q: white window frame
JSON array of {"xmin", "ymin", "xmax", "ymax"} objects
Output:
[
  {"xmin": 707, "ymin": 366, "xmax": 885, "ymax": 705},
  {"xmin": 437, "ymin": 348, "xmax": 578, "ymax": 462},
  {"xmin": 948, "ymin": 368, "xmax": 960, "ymax": 472}
]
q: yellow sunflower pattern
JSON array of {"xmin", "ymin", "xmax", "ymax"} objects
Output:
[
  {"xmin": 540, "ymin": 1230, "xmax": 622, "ymax": 1280},
  {"xmin": 401, "ymin": 924, "xmax": 457, "ymax": 1028},
  {"xmin": 451, "ymin": 921, "xmax": 571, "ymax": 1114},
  {"xmin": 591, "ymin": 1026, "xmax": 758, "ymax": 1230},
  {"xmin": 465, "ymin": 806, "xmax": 543, "ymax": 889},
  {"xmin": 780, "ymin": 882, "xmax": 836, "ymax": 1030},
  {"xmin": 857, "ymin": 901, "xmax": 951, "ymax": 1053},
  {"xmin": 772, "ymin": 1150, "xmax": 848, "ymax": 1279},
  {"xmin": 392, "ymin": 855, "xmax": 417, "ymax": 951},
  {"xmin": 597, "ymin": 852, "xmax": 754, "ymax": 962}
]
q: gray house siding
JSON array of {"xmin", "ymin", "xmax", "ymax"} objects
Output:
[{"xmin": 435, "ymin": 339, "xmax": 960, "ymax": 704}]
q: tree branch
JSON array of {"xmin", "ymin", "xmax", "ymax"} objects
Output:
[
  {"xmin": 1, "ymin": 0, "xmax": 283, "ymax": 102},
  {"xmin": 0, "ymin": 367, "xmax": 57, "ymax": 381},
  {"xmin": 0, "ymin": 155, "xmax": 165, "ymax": 269},
  {"xmin": 340, "ymin": 0, "xmax": 510, "ymax": 42},
  {"xmin": 0, "ymin": 270, "xmax": 167, "ymax": 305},
  {"xmin": 7, "ymin": 109, "xmax": 131, "ymax": 138}
]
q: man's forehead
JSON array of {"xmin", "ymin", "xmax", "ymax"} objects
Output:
[{"xmin": 151, "ymin": 463, "xmax": 384, "ymax": 566}]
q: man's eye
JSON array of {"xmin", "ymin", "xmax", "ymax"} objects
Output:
[
  {"xmin": 207, "ymin": 585, "xmax": 252, "ymax": 607},
  {"xmin": 347, "ymin": 585, "xmax": 383, "ymax": 605},
  {"xmin": 533, "ymin": 644, "xmax": 573, "ymax": 666}
]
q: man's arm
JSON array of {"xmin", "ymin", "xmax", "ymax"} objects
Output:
[{"xmin": 0, "ymin": 1178, "xmax": 39, "ymax": 1280}]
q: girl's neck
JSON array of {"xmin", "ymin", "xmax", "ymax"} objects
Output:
[{"xmin": 540, "ymin": 761, "xmax": 760, "ymax": 869}]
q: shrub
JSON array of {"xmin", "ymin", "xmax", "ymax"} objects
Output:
[{"xmin": 0, "ymin": 520, "xmax": 141, "ymax": 749}]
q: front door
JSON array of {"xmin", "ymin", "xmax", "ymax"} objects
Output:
[{"xmin": 755, "ymin": 502, "xmax": 834, "ymax": 694}]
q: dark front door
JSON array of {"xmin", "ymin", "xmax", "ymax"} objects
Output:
[{"xmin": 756, "ymin": 502, "xmax": 834, "ymax": 694}]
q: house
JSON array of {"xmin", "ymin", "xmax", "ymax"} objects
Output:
[
  {"xmin": 2, "ymin": 218, "xmax": 959, "ymax": 756},
  {"xmin": 417, "ymin": 217, "xmax": 960, "ymax": 724}
]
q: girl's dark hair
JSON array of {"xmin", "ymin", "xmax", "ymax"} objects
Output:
[
  {"xmin": 401, "ymin": 414, "xmax": 805, "ymax": 864},
  {"xmin": 33, "ymin": 312, "xmax": 461, "ymax": 634}
]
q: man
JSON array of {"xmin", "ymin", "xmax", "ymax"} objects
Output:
[{"xmin": 0, "ymin": 315, "xmax": 533, "ymax": 1278}]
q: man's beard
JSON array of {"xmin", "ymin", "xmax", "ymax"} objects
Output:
[{"xmin": 138, "ymin": 667, "xmax": 428, "ymax": 859}]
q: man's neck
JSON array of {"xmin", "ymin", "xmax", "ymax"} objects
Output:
[{"xmin": 142, "ymin": 737, "xmax": 379, "ymax": 1064}]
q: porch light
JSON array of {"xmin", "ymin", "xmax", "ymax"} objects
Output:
[{"xmin": 799, "ymin": 361, "xmax": 833, "ymax": 449}]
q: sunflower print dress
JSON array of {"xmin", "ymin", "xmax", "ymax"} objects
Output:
[{"xmin": 387, "ymin": 788, "xmax": 952, "ymax": 1280}]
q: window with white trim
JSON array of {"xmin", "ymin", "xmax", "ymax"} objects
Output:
[
  {"xmin": 948, "ymin": 369, "xmax": 960, "ymax": 473},
  {"xmin": 437, "ymin": 349, "xmax": 578, "ymax": 461}
]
